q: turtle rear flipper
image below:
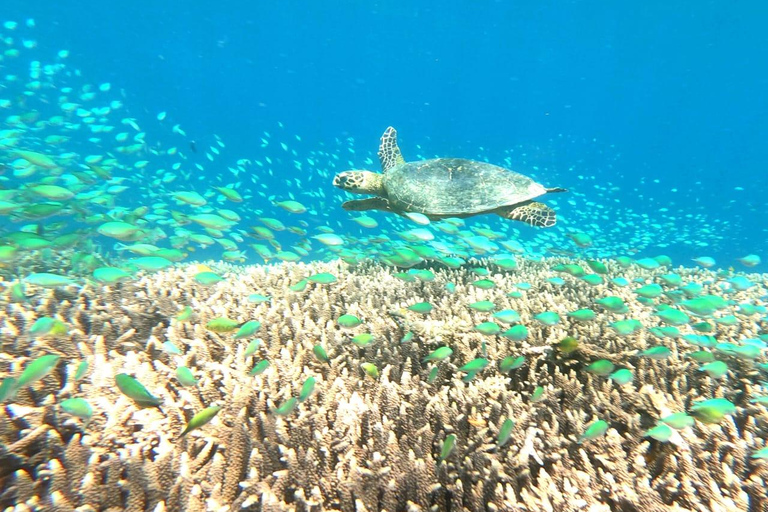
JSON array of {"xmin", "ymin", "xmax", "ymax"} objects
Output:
[
  {"xmin": 498, "ymin": 202, "xmax": 557, "ymax": 228},
  {"xmin": 342, "ymin": 197, "xmax": 393, "ymax": 213}
]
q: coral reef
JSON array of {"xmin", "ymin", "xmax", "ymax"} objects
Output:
[{"xmin": 0, "ymin": 258, "xmax": 766, "ymax": 511}]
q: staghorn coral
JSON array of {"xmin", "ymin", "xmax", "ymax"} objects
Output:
[{"xmin": 0, "ymin": 258, "xmax": 767, "ymax": 511}]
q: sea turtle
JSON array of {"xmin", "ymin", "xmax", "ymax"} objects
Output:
[{"xmin": 333, "ymin": 127, "xmax": 567, "ymax": 227}]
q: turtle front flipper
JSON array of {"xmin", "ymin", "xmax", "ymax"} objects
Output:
[
  {"xmin": 342, "ymin": 197, "xmax": 393, "ymax": 213},
  {"xmin": 377, "ymin": 127, "xmax": 406, "ymax": 172},
  {"xmin": 498, "ymin": 202, "xmax": 557, "ymax": 228}
]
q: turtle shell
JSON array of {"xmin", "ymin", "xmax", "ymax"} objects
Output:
[{"xmin": 382, "ymin": 158, "xmax": 547, "ymax": 215}]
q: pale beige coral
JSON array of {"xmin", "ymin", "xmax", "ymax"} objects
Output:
[{"xmin": 0, "ymin": 259, "xmax": 766, "ymax": 511}]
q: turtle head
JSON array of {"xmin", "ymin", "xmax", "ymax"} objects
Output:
[{"xmin": 333, "ymin": 171, "xmax": 384, "ymax": 195}]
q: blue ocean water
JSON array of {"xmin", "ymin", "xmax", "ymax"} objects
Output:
[{"xmin": 2, "ymin": 1, "xmax": 767, "ymax": 268}]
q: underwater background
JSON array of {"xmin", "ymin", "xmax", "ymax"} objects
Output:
[
  {"xmin": 2, "ymin": 0, "xmax": 766, "ymax": 266},
  {"xmin": 2, "ymin": 2, "xmax": 768, "ymax": 512}
]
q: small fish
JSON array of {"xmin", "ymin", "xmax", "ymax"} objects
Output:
[
  {"xmin": 313, "ymin": 345, "xmax": 330, "ymax": 365},
  {"xmin": 298, "ymin": 377, "xmax": 316, "ymax": 402},
  {"xmin": 556, "ymin": 336, "xmax": 579, "ymax": 354},
  {"xmin": 176, "ymin": 305, "xmax": 194, "ymax": 322},
  {"xmin": 205, "ymin": 318, "xmax": 243, "ymax": 333},
  {"xmin": 689, "ymin": 398, "xmax": 736, "ymax": 424},
  {"xmin": 499, "ymin": 355, "xmax": 525, "ymax": 373},
  {"xmin": 578, "ymin": 420, "xmax": 609, "ymax": 444},
  {"xmin": 497, "ymin": 418, "xmax": 515, "ymax": 447},
  {"xmin": 534, "ymin": 312, "xmax": 560, "ymax": 326},
  {"xmin": 585, "ymin": 359, "xmax": 614, "ymax": 376},
  {"xmin": 474, "ymin": 322, "xmax": 501, "ymax": 335},
  {"xmin": 115, "ymin": 373, "xmax": 162, "ymax": 408},
  {"xmin": 178, "ymin": 405, "xmax": 222, "ymax": 438},
  {"xmin": 422, "ymin": 346, "xmax": 453, "ymax": 362},
  {"xmin": 660, "ymin": 412, "xmax": 695, "ymax": 430},
  {"xmin": 176, "ymin": 367, "xmax": 198, "ymax": 387},
  {"xmin": 272, "ymin": 397, "xmax": 298, "ymax": 416},
  {"xmin": 337, "ymin": 314, "xmax": 362, "ymax": 328},
  {"xmin": 234, "ymin": 320, "xmax": 261, "ymax": 339},
  {"xmin": 244, "ymin": 338, "xmax": 261, "ymax": 357},
  {"xmin": 501, "ymin": 325, "xmax": 528, "ymax": 341},
  {"xmin": 0, "ymin": 377, "xmax": 17, "ymax": 402},
  {"xmin": 17, "ymin": 354, "xmax": 61, "ymax": 388},
  {"xmin": 351, "ymin": 333, "xmax": 375, "ymax": 347},
  {"xmin": 459, "ymin": 358, "xmax": 489, "ymax": 373},
  {"xmin": 407, "ymin": 302, "xmax": 433, "ymax": 314},
  {"xmin": 644, "ymin": 424, "xmax": 673, "ymax": 442},
  {"xmin": 608, "ymin": 368, "xmax": 633, "ymax": 385},
  {"xmin": 307, "ymin": 272, "xmax": 337, "ymax": 284},
  {"xmin": 361, "ymin": 362, "xmax": 379, "ymax": 379},
  {"xmin": 60, "ymin": 397, "xmax": 93, "ymax": 421},
  {"xmin": 467, "ymin": 300, "xmax": 496, "ymax": 312},
  {"xmin": 438, "ymin": 433, "xmax": 457, "ymax": 462},
  {"xmin": 249, "ymin": 359, "xmax": 270, "ymax": 376}
]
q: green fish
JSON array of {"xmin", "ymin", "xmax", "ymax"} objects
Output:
[
  {"xmin": 205, "ymin": 317, "xmax": 243, "ymax": 333},
  {"xmin": 467, "ymin": 300, "xmax": 496, "ymax": 312},
  {"xmin": 244, "ymin": 338, "xmax": 261, "ymax": 357},
  {"xmin": 313, "ymin": 344, "xmax": 330, "ymax": 365},
  {"xmin": 660, "ymin": 412, "xmax": 695, "ymax": 430},
  {"xmin": 28, "ymin": 317, "xmax": 56, "ymax": 337},
  {"xmin": 689, "ymin": 398, "xmax": 736, "ymax": 424},
  {"xmin": 272, "ymin": 397, "xmax": 298, "ymax": 416},
  {"xmin": 644, "ymin": 424, "xmax": 673, "ymax": 442},
  {"xmin": 298, "ymin": 377, "xmax": 316, "ymax": 402},
  {"xmin": 474, "ymin": 322, "xmax": 501, "ymax": 335},
  {"xmin": 115, "ymin": 373, "xmax": 162, "ymax": 408},
  {"xmin": 307, "ymin": 272, "xmax": 337, "ymax": 284},
  {"xmin": 578, "ymin": 419, "xmax": 609, "ymax": 443},
  {"xmin": 459, "ymin": 358, "xmax": 489, "ymax": 373},
  {"xmin": 0, "ymin": 377, "xmax": 17, "ymax": 402},
  {"xmin": 492, "ymin": 309, "xmax": 521, "ymax": 324},
  {"xmin": 193, "ymin": 271, "xmax": 225, "ymax": 286},
  {"xmin": 17, "ymin": 354, "xmax": 61, "ymax": 388},
  {"xmin": 556, "ymin": 336, "xmax": 579, "ymax": 354},
  {"xmin": 234, "ymin": 320, "xmax": 261, "ymax": 339},
  {"xmin": 73, "ymin": 360, "xmax": 89, "ymax": 381},
  {"xmin": 567, "ymin": 309, "xmax": 596, "ymax": 322},
  {"xmin": 471, "ymin": 278, "xmax": 495, "ymax": 289},
  {"xmin": 176, "ymin": 367, "xmax": 198, "ymax": 387},
  {"xmin": 176, "ymin": 305, "xmax": 194, "ymax": 322},
  {"xmin": 501, "ymin": 324, "xmax": 528, "ymax": 341},
  {"xmin": 608, "ymin": 368, "xmax": 633, "ymax": 385},
  {"xmin": 638, "ymin": 346, "xmax": 672, "ymax": 360},
  {"xmin": 60, "ymin": 397, "xmax": 93, "ymax": 421},
  {"xmin": 337, "ymin": 314, "xmax": 362, "ymax": 328},
  {"xmin": 289, "ymin": 279, "xmax": 308, "ymax": 291},
  {"xmin": 438, "ymin": 434, "xmax": 457, "ymax": 462},
  {"xmin": 25, "ymin": 272, "xmax": 77, "ymax": 287},
  {"xmin": 497, "ymin": 418, "xmax": 515, "ymax": 447},
  {"xmin": 534, "ymin": 312, "xmax": 560, "ymax": 326},
  {"xmin": 249, "ymin": 359, "xmax": 270, "ymax": 376},
  {"xmin": 361, "ymin": 362, "xmax": 379, "ymax": 379},
  {"xmin": 93, "ymin": 267, "xmax": 134, "ymax": 284},
  {"xmin": 179, "ymin": 405, "xmax": 222, "ymax": 438},
  {"xmin": 422, "ymin": 346, "xmax": 453, "ymax": 362},
  {"xmin": 407, "ymin": 302, "xmax": 433, "ymax": 314},
  {"xmin": 351, "ymin": 333, "xmax": 375, "ymax": 347},
  {"xmin": 585, "ymin": 359, "xmax": 615, "ymax": 377},
  {"xmin": 698, "ymin": 360, "xmax": 728, "ymax": 379},
  {"xmin": 499, "ymin": 355, "xmax": 525, "ymax": 373}
]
